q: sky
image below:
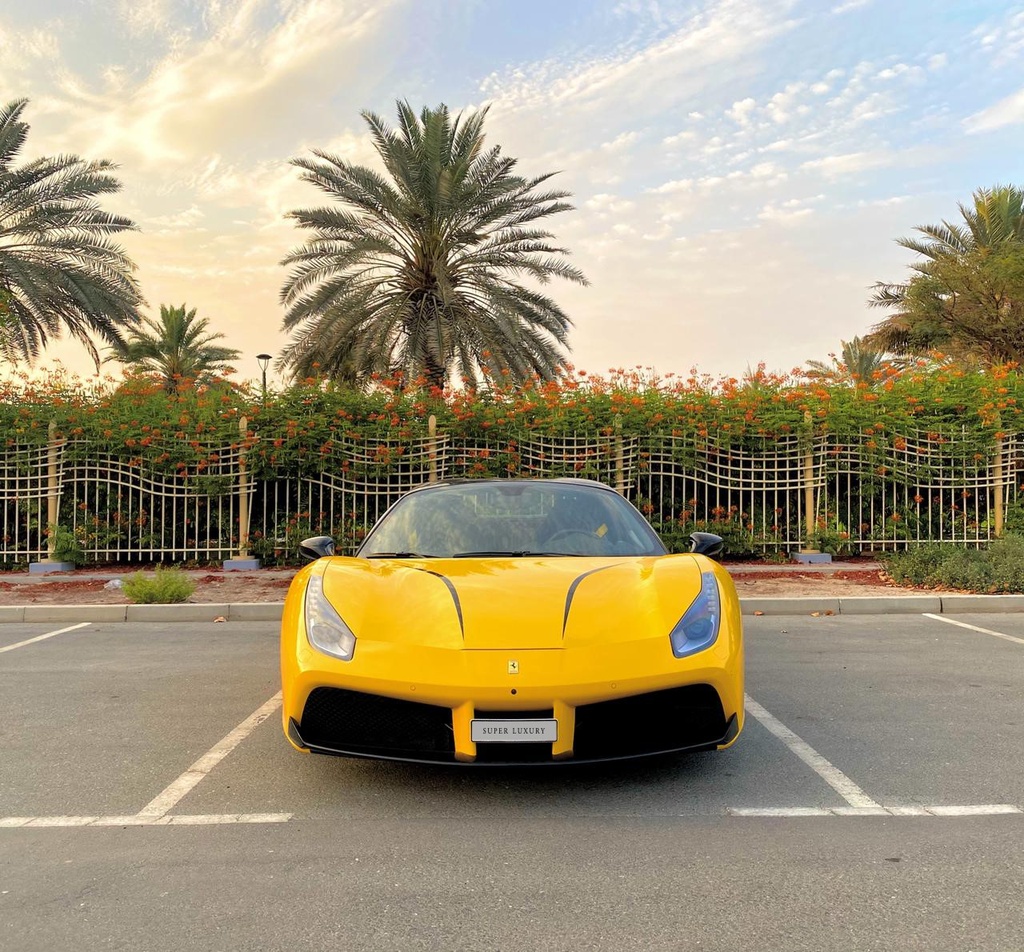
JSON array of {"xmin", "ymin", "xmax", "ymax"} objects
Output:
[{"xmin": 2, "ymin": 0, "xmax": 1023, "ymax": 386}]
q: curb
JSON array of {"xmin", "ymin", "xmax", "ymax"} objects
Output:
[
  {"xmin": 3, "ymin": 595, "xmax": 1024, "ymax": 623},
  {"xmin": 0, "ymin": 603, "xmax": 284, "ymax": 623},
  {"xmin": 740, "ymin": 594, "xmax": 1024, "ymax": 615}
]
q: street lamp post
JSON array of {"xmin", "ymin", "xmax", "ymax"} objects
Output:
[{"xmin": 256, "ymin": 353, "xmax": 272, "ymax": 404}]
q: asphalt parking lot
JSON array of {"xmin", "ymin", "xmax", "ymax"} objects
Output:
[{"xmin": 1, "ymin": 613, "xmax": 1022, "ymax": 951}]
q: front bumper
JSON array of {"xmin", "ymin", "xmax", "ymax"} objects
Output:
[
  {"xmin": 282, "ymin": 632, "xmax": 744, "ymax": 764},
  {"xmin": 287, "ymin": 683, "xmax": 740, "ymax": 765}
]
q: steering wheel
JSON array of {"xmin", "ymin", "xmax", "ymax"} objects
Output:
[{"xmin": 541, "ymin": 529, "xmax": 603, "ymax": 553}]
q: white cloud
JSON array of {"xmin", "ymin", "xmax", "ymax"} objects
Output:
[
  {"xmin": 480, "ymin": 0, "xmax": 801, "ymax": 118},
  {"xmin": 831, "ymin": 0, "xmax": 871, "ymax": 13},
  {"xmin": 800, "ymin": 151, "xmax": 892, "ymax": 178},
  {"xmin": 601, "ymin": 131, "xmax": 641, "ymax": 151},
  {"xmin": 662, "ymin": 129, "xmax": 696, "ymax": 146},
  {"xmin": 583, "ymin": 193, "xmax": 637, "ymax": 215},
  {"xmin": 726, "ymin": 97, "xmax": 757, "ymax": 126},
  {"xmin": 758, "ymin": 201, "xmax": 814, "ymax": 223},
  {"xmin": 964, "ymin": 88, "xmax": 1024, "ymax": 133},
  {"xmin": 857, "ymin": 195, "xmax": 909, "ymax": 208},
  {"xmin": 114, "ymin": 0, "xmax": 175, "ymax": 37},
  {"xmin": 649, "ymin": 178, "xmax": 694, "ymax": 195},
  {"xmin": 48, "ymin": 0, "xmax": 398, "ymax": 170},
  {"xmin": 146, "ymin": 205, "xmax": 205, "ymax": 231},
  {"xmin": 973, "ymin": 9, "xmax": 1024, "ymax": 67}
]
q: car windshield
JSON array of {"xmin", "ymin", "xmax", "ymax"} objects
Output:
[{"xmin": 357, "ymin": 481, "xmax": 667, "ymax": 558}]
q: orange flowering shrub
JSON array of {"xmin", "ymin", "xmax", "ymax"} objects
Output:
[{"xmin": 0, "ymin": 360, "xmax": 1019, "ymax": 474}]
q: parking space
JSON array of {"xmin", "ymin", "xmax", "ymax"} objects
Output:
[
  {"xmin": 744, "ymin": 614, "xmax": 1024, "ymax": 809},
  {"xmin": 0, "ymin": 621, "xmax": 279, "ymax": 818},
  {"xmin": 2, "ymin": 611, "xmax": 1023, "ymax": 951},
  {"xmin": 1, "ymin": 612, "xmax": 1021, "ymax": 823}
]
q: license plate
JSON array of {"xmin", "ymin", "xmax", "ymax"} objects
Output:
[{"xmin": 471, "ymin": 719, "xmax": 558, "ymax": 743}]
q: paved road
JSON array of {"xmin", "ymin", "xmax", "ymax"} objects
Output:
[{"xmin": 1, "ymin": 614, "xmax": 1022, "ymax": 951}]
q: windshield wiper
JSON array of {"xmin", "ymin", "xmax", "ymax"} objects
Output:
[
  {"xmin": 364, "ymin": 552, "xmax": 437, "ymax": 559},
  {"xmin": 453, "ymin": 550, "xmax": 573, "ymax": 558}
]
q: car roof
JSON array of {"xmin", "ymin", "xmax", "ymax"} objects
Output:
[{"xmin": 404, "ymin": 477, "xmax": 617, "ymax": 495}]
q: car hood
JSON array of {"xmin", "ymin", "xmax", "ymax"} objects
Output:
[{"xmin": 318, "ymin": 555, "xmax": 706, "ymax": 649}]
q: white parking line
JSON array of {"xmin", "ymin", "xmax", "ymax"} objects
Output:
[
  {"xmin": 744, "ymin": 695, "xmax": 881, "ymax": 809},
  {"xmin": 0, "ymin": 622, "xmax": 91, "ymax": 654},
  {"xmin": 730, "ymin": 805, "xmax": 1021, "ymax": 817},
  {"xmin": 137, "ymin": 691, "xmax": 283, "ymax": 818},
  {"xmin": 0, "ymin": 813, "xmax": 292, "ymax": 828},
  {"xmin": 923, "ymin": 613, "xmax": 1024, "ymax": 646},
  {"xmin": 0, "ymin": 692, "xmax": 290, "ymax": 830}
]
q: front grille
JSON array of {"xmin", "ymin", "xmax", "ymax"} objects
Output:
[
  {"xmin": 573, "ymin": 684, "xmax": 727, "ymax": 759},
  {"xmin": 473, "ymin": 709, "xmax": 554, "ymax": 763},
  {"xmin": 300, "ymin": 687, "xmax": 454, "ymax": 760}
]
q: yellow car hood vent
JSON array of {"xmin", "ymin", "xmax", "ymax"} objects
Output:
[{"xmin": 320, "ymin": 556, "xmax": 703, "ymax": 649}]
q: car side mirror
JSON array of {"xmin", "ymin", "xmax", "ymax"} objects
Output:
[
  {"xmin": 689, "ymin": 531, "xmax": 724, "ymax": 561},
  {"xmin": 299, "ymin": 535, "xmax": 336, "ymax": 561}
]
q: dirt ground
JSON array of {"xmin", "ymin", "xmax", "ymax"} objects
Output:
[
  {"xmin": 0, "ymin": 565, "xmax": 932, "ymax": 606},
  {"xmin": 0, "ymin": 572, "xmax": 296, "ymax": 606}
]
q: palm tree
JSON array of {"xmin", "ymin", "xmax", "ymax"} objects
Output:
[
  {"xmin": 0, "ymin": 98, "xmax": 142, "ymax": 368},
  {"xmin": 805, "ymin": 337, "xmax": 892, "ymax": 386},
  {"xmin": 280, "ymin": 101, "xmax": 588, "ymax": 388},
  {"xmin": 866, "ymin": 185, "xmax": 1024, "ymax": 365},
  {"xmin": 111, "ymin": 304, "xmax": 240, "ymax": 392}
]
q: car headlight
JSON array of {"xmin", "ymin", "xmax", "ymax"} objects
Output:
[
  {"xmin": 669, "ymin": 571, "xmax": 721, "ymax": 658},
  {"xmin": 305, "ymin": 574, "xmax": 356, "ymax": 661}
]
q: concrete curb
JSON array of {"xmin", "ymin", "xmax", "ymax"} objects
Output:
[
  {"xmin": 741, "ymin": 594, "xmax": 1024, "ymax": 615},
  {"xmin": 1, "ymin": 595, "xmax": 1023, "ymax": 623},
  {"xmin": 0, "ymin": 603, "xmax": 284, "ymax": 623}
]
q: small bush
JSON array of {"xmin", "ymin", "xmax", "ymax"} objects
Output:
[
  {"xmin": 122, "ymin": 566, "xmax": 196, "ymax": 604},
  {"xmin": 884, "ymin": 535, "xmax": 1024, "ymax": 592},
  {"xmin": 48, "ymin": 523, "xmax": 85, "ymax": 566}
]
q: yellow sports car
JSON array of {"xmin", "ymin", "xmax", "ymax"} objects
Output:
[{"xmin": 280, "ymin": 478, "xmax": 744, "ymax": 764}]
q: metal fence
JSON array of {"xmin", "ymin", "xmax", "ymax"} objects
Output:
[{"xmin": 1, "ymin": 421, "xmax": 1018, "ymax": 565}]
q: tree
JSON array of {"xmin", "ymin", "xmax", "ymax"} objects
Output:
[
  {"xmin": 805, "ymin": 336, "xmax": 892, "ymax": 386},
  {"xmin": 111, "ymin": 304, "xmax": 240, "ymax": 392},
  {"xmin": 866, "ymin": 185, "xmax": 1024, "ymax": 365},
  {"xmin": 280, "ymin": 101, "xmax": 588, "ymax": 388},
  {"xmin": 0, "ymin": 98, "xmax": 142, "ymax": 368}
]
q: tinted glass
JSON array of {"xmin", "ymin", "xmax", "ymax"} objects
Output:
[{"xmin": 358, "ymin": 481, "xmax": 666, "ymax": 558}]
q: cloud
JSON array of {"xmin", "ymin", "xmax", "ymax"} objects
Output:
[
  {"xmin": 113, "ymin": 0, "xmax": 175, "ymax": 38},
  {"xmin": 972, "ymin": 9, "xmax": 1024, "ymax": 68},
  {"xmin": 726, "ymin": 97, "xmax": 757, "ymax": 126},
  {"xmin": 145, "ymin": 205, "xmax": 205, "ymax": 231},
  {"xmin": 45, "ymin": 0, "xmax": 400, "ymax": 170},
  {"xmin": 600, "ymin": 131, "xmax": 641, "ymax": 152},
  {"xmin": 757, "ymin": 199, "xmax": 814, "ymax": 223},
  {"xmin": 831, "ymin": 0, "xmax": 872, "ymax": 13},
  {"xmin": 964, "ymin": 88, "xmax": 1024, "ymax": 133},
  {"xmin": 800, "ymin": 150, "xmax": 892, "ymax": 178},
  {"xmin": 480, "ymin": 0, "xmax": 801, "ymax": 119}
]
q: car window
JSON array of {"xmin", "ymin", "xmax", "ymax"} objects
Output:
[{"xmin": 358, "ymin": 482, "xmax": 666, "ymax": 558}]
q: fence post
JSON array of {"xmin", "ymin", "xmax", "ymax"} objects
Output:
[
  {"xmin": 993, "ymin": 433, "xmax": 1005, "ymax": 538},
  {"xmin": 428, "ymin": 414, "xmax": 438, "ymax": 483},
  {"xmin": 223, "ymin": 415, "xmax": 260, "ymax": 570},
  {"xmin": 796, "ymin": 409, "xmax": 828, "ymax": 562},
  {"xmin": 46, "ymin": 419, "xmax": 58, "ymax": 559},
  {"xmin": 614, "ymin": 415, "xmax": 625, "ymax": 494},
  {"xmin": 30, "ymin": 420, "xmax": 72, "ymax": 573}
]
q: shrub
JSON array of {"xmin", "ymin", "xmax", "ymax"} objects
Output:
[
  {"xmin": 47, "ymin": 523, "xmax": 85, "ymax": 565},
  {"xmin": 883, "ymin": 544, "xmax": 950, "ymax": 585},
  {"xmin": 884, "ymin": 535, "xmax": 1024, "ymax": 592},
  {"xmin": 122, "ymin": 566, "xmax": 196, "ymax": 604}
]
